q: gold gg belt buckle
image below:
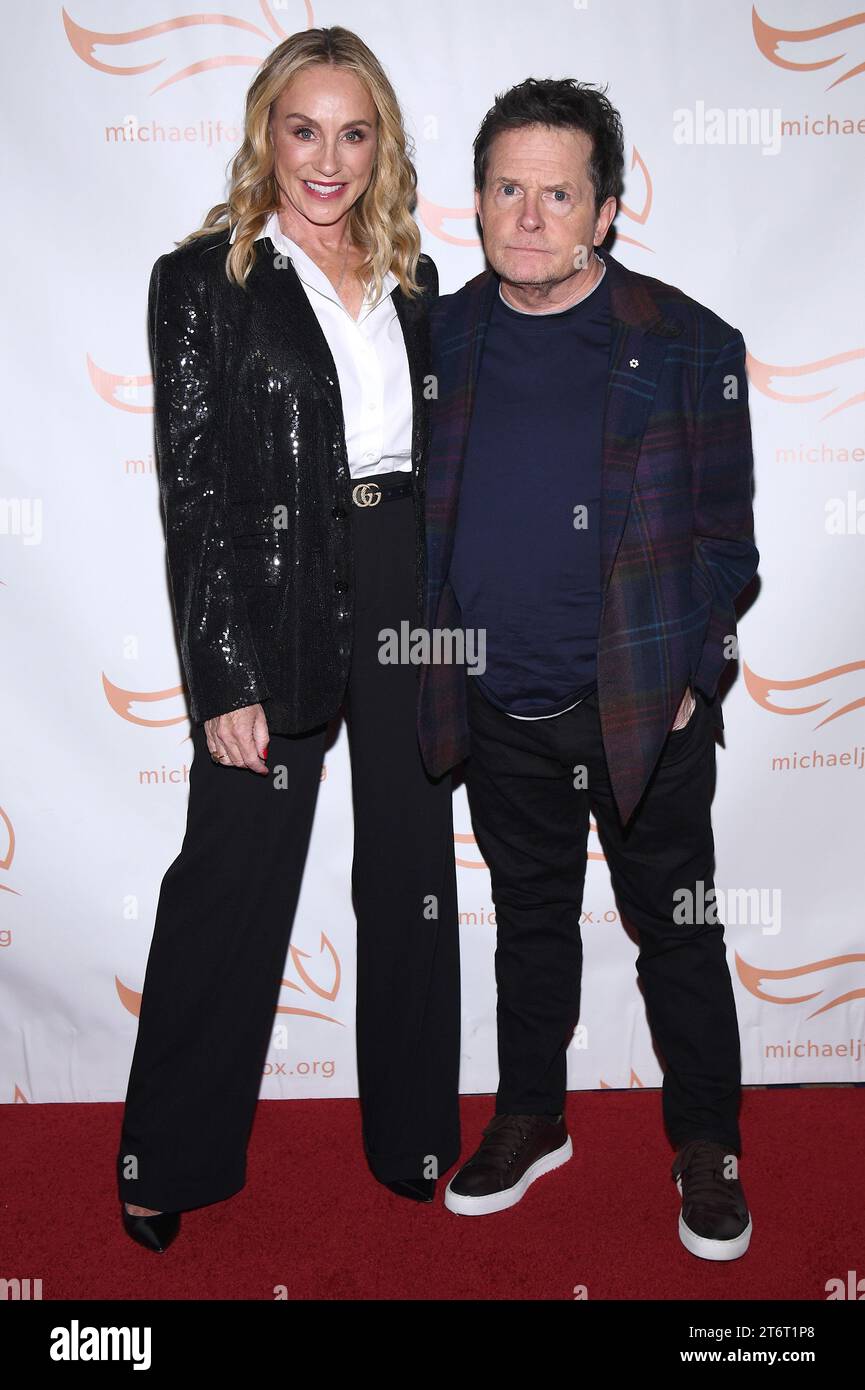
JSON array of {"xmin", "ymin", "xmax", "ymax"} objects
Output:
[{"xmin": 351, "ymin": 481, "xmax": 382, "ymax": 507}]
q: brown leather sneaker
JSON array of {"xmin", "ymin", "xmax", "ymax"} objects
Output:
[
  {"xmin": 672, "ymin": 1139, "xmax": 752, "ymax": 1261},
  {"xmin": 444, "ymin": 1113, "xmax": 572, "ymax": 1215}
]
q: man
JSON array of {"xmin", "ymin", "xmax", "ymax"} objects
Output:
[{"xmin": 418, "ymin": 78, "xmax": 759, "ymax": 1260}]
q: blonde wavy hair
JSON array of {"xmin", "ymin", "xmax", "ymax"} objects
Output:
[{"xmin": 179, "ymin": 26, "xmax": 423, "ymax": 302}]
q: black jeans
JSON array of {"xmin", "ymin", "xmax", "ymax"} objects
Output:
[
  {"xmin": 117, "ymin": 477, "xmax": 461, "ymax": 1211},
  {"xmin": 464, "ymin": 677, "xmax": 742, "ymax": 1155}
]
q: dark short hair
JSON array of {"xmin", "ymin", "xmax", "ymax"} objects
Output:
[{"xmin": 473, "ymin": 77, "xmax": 625, "ymax": 214}]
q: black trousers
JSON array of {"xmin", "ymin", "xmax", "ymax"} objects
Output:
[
  {"xmin": 117, "ymin": 477, "xmax": 461, "ymax": 1210},
  {"xmin": 464, "ymin": 677, "xmax": 742, "ymax": 1155}
]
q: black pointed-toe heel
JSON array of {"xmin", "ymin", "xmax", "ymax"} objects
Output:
[
  {"xmin": 383, "ymin": 1177, "xmax": 437, "ymax": 1203},
  {"xmin": 121, "ymin": 1203, "xmax": 181, "ymax": 1252}
]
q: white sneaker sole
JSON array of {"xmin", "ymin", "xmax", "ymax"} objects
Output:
[
  {"xmin": 675, "ymin": 1174, "xmax": 753, "ymax": 1260},
  {"xmin": 444, "ymin": 1135, "xmax": 573, "ymax": 1216}
]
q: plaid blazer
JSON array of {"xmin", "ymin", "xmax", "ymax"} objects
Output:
[{"xmin": 417, "ymin": 246, "xmax": 759, "ymax": 826}]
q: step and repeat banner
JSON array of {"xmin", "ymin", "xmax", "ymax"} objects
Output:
[{"xmin": 1, "ymin": 0, "xmax": 863, "ymax": 1105}]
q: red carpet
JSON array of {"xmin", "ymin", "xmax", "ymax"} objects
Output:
[{"xmin": 4, "ymin": 1088, "xmax": 861, "ymax": 1300}]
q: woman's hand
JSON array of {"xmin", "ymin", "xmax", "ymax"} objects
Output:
[{"xmin": 205, "ymin": 704, "xmax": 270, "ymax": 774}]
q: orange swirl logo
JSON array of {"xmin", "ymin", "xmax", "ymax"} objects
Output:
[
  {"xmin": 63, "ymin": 1, "xmax": 316, "ymax": 93},
  {"xmin": 744, "ymin": 660, "xmax": 865, "ymax": 727},
  {"xmin": 276, "ymin": 933, "xmax": 342, "ymax": 1024},
  {"xmin": 0, "ymin": 805, "xmax": 18, "ymax": 896},
  {"xmin": 87, "ymin": 356, "xmax": 153, "ymax": 414},
  {"xmin": 736, "ymin": 951, "xmax": 865, "ymax": 1017},
  {"xmin": 753, "ymin": 6, "xmax": 865, "ymax": 89},
  {"xmin": 102, "ymin": 675, "xmax": 188, "ymax": 728},
  {"xmin": 746, "ymin": 348, "xmax": 865, "ymax": 419}
]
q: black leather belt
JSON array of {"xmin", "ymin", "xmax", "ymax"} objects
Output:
[{"xmin": 350, "ymin": 473, "xmax": 413, "ymax": 507}]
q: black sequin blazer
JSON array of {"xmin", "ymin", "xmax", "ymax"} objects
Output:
[{"xmin": 147, "ymin": 227, "xmax": 438, "ymax": 731}]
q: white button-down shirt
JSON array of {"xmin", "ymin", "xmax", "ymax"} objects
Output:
[{"xmin": 233, "ymin": 210, "xmax": 413, "ymax": 479}]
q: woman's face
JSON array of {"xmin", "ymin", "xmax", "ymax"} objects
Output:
[{"xmin": 269, "ymin": 65, "xmax": 378, "ymax": 228}]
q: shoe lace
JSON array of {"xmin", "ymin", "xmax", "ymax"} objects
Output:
[
  {"xmin": 477, "ymin": 1114, "xmax": 553, "ymax": 1170},
  {"xmin": 674, "ymin": 1141, "xmax": 742, "ymax": 1213}
]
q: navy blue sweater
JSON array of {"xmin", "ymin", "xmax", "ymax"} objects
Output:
[{"xmin": 449, "ymin": 269, "xmax": 611, "ymax": 717}]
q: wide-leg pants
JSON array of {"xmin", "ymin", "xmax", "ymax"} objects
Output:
[{"xmin": 116, "ymin": 477, "xmax": 461, "ymax": 1211}]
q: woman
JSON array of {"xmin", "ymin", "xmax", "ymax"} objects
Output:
[{"xmin": 117, "ymin": 26, "xmax": 461, "ymax": 1252}]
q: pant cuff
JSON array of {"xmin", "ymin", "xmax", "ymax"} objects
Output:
[
  {"xmin": 118, "ymin": 1163, "xmax": 246, "ymax": 1213},
  {"xmin": 366, "ymin": 1139, "xmax": 461, "ymax": 1183}
]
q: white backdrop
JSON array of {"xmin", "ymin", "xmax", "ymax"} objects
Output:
[{"xmin": 2, "ymin": 0, "xmax": 863, "ymax": 1106}]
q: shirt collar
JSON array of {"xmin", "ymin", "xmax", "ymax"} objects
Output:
[
  {"xmin": 230, "ymin": 210, "xmax": 398, "ymax": 311},
  {"xmin": 497, "ymin": 251, "xmax": 606, "ymax": 315}
]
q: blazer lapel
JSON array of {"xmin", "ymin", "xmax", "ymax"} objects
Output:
[
  {"xmin": 246, "ymin": 237, "xmax": 345, "ymax": 428},
  {"xmin": 597, "ymin": 248, "xmax": 684, "ymax": 596},
  {"xmin": 247, "ymin": 238, "xmax": 430, "ymax": 478},
  {"xmin": 459, "ymin": 271, "xmax": 499, "ymax": 444},
  {"xmin": 435, "ymin": 270, "xmax": 498, "ymax": 578},
  {"xmin": 392, "ymin": 283, "xmax": 429, "ymax": 480}
]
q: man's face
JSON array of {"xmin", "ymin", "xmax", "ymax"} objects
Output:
[{"xmin": 475, "ymin": 124, "xmax": 616, "ymax": 289}]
